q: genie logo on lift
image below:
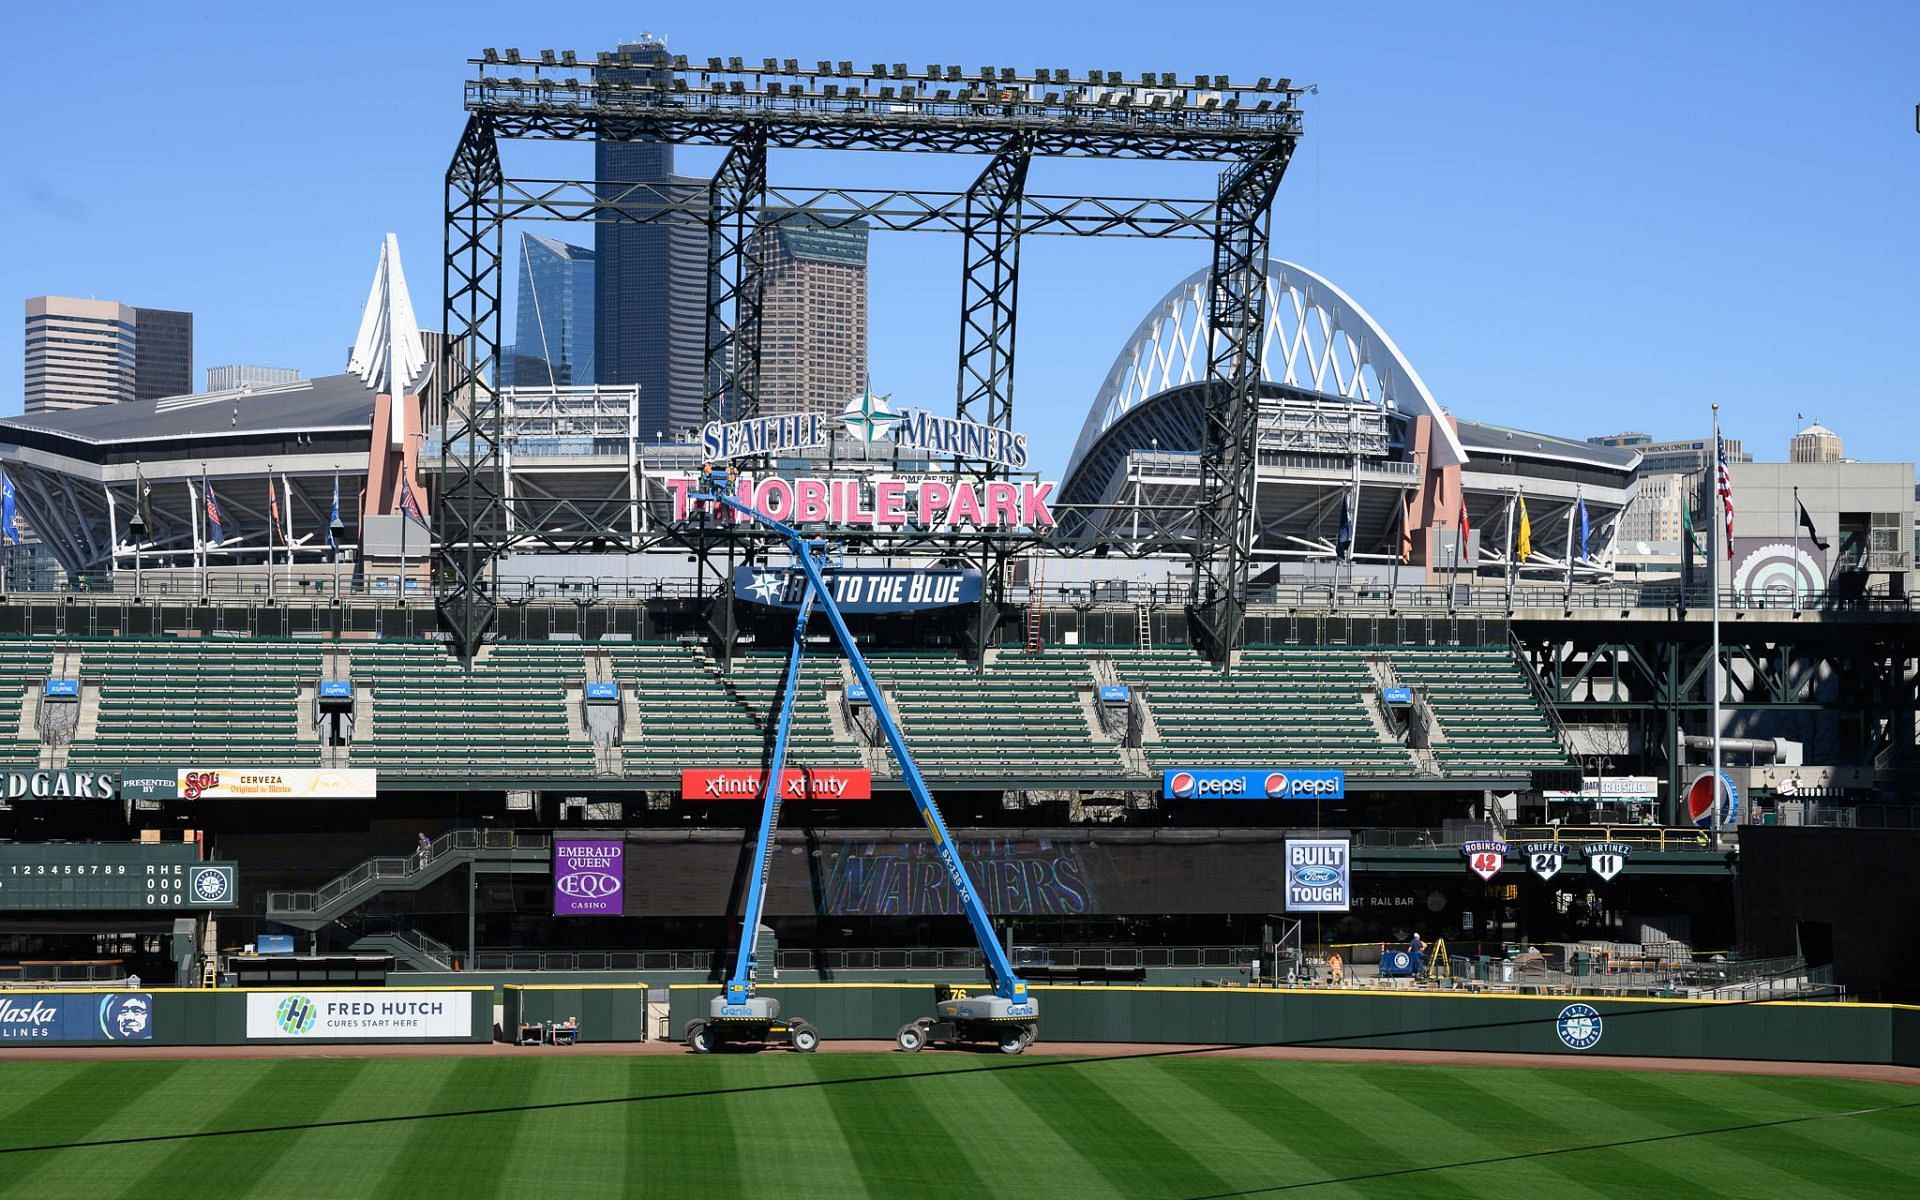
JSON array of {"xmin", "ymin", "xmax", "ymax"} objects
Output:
[{"xmin": 1163, "ymin": 769, "xmax": 1345, "ymax": 800}]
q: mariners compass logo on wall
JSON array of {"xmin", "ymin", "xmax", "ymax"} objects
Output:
[{"xmin": 1555, "ymin": 1003, "xmax": 1604, "ymax": 1050}]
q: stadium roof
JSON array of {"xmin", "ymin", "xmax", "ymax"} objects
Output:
[
  {"xmin": 1455, "ymin": 418, "xmax": 1641, "ymax": 472},
  {"xmin": 0, "ymin": 374, "xmax": 379, "ymax": 456}
]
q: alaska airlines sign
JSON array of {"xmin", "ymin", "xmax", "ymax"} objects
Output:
[
  {"xmin": 701, "ymin": 389, "xmax": 1030, "ymax": 469},
  {"xmin": 733, "ymin": 566, "xmax": 982, "ymax": 613}
]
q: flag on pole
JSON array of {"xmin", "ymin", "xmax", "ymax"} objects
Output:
[
  {"xmin": 204, "ymin": 481, "xmax": 226, "ymax": 545},
  {"xmin": 399, "ymin": 478, "xmax": 425, "ymax": 523},
  {"xmin": 1335, "ymin": 492, "xmax": 1354, "ymax": 557},
  {"xmin": 282, "ymin": 475, "xmax": 294, "ymax": 547},
  {"xmin": 327, "ymin": 476, "xmax": 341, "ymax": 550},
  {"xmin": 1682, "ymin": 489, "xmax": 1698, "ymax": 581},
  {"xmin": 1458, "ymin": 497, "xmax": 1471, "ymax": 542},
  {"xmin": 136, "ymin": 472, "xmax": 153, "ymax": 540},
  {"xmin": 1576, "ymin": 495, "xmax": 1590, "ymax": 562},
  {"xmin": 1399, "ymin": 491, "xmax": 1414, "ymax": 564},
  {"xmin": 0, "ymin": 471, "xmax": 18, "ymax": 545},
  {"xmin": 268, "ymin": 478, "xmax": 282, "ymax": 547},
  {"xmin": 1517, "ymin": 496, "xmax": 1532, "ymax": 562},
  {"xmin": 1796, "ymin": 496, "xmax": 1829, "ymax": 551},
  {"xmin": 1715, "ymin": 436, "xmax": 1735, "ymax": 560}
]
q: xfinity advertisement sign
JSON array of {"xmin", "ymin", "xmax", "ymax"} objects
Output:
[{"xmin": 1162, "ymin": 769, "xmax": 1346, "ymax": 800}]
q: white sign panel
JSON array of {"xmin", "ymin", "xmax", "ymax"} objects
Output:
[
  {"xmin": 245, "ymin": 990, "xmax": 471, "ymax": 1040},
  {"xmin": 178, "ymin": 770, "xmax": 378, "ymax": 801},
  {"xmin": 1283, "ymin": 838, "xmax": 1350, "ymax": 913}
]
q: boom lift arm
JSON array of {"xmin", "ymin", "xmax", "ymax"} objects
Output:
[{"xmin": 693, "ymin": 468, "xmax": 1036, "ymax": 1052}]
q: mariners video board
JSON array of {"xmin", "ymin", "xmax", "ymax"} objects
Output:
[{"xmin": 0, "ymin": 844, "xmax": 238, "ymax": 910}]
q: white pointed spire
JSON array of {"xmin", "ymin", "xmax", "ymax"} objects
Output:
[{"xmin": 348, "ymin": 233, "xmax": 427, "ymax": 400}]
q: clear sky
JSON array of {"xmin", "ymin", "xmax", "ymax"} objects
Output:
[{"xmin": 3, "ymin": 1, "xmax": 1914, "ymax": 477}]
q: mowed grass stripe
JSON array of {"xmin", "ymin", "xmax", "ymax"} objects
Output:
[
  {"xmin": 1631, "ymin": 1071, "xmax": 1920, "ymax": 1197},
  {"xmin": 117, "ymin": 1060, "xmax": 353, "ymax": 1197},
  {"xmin": 715, "ymin": 1054, "xmax": 873, "ymax": 1198},
  {"xmin": 0, "ymin": 1061, "xmax": 188, "ymax": 1196},
  {"xmin": 1354, "ymin": 1066, "xmax": 1645, "ymax": 1199},
  {"xmin": 0, "ymin": 1063, "xmax": 91, "ymax": 1128},
  {"xmin": 962, "ymin": 1060, "xmax": 1167, "ymax": 1198},
  {"xmin": 487, "ymin": 1057, "xmax": 629, "ymax": 1197},
  {"xmin": 622, "ymin": 1057, "xmax": 751, "ymax": 1196},
  {"xmin": 814, "ymin": 1054, "xmax": 993, "ymax": 1196},
  {"xmin": 1199, "ymin": 1060, "xmax": 1487, "ymax": 1198},
  {"xmin": 367, "ymin": 1059, "xmax": 542, "ymax": 1200},
  {"xmin": 995, "ymin": 1058, "xmax": 1238, "ymax": 1198},
  {"xmin": 1131, "ymin": 1059, "xmax": 1333, "ymax": 1190},
  {"xmin": 1539, "ymin": 1070, "xmax": 1899, "ymax": 1200},
  {"xmin": 210, "ymin": 1060, "xmax": 426, "ymax": 1200}
]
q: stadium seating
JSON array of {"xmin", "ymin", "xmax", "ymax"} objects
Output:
[
  {"xmin": 860, "ymin": 649, "xmax": 1131, "ymax": 780},
  {"xmin": 70, "ymin": 638, "xmax": 320, "ymax": 767},
  {"xmin": 0, "ymin": 634, "xmax": 1569, "ymax": 784},
  {"xmin": 1387, "ymin": 646, "xmax": 1571, "ymax": 773},
  {"xmin": 1111, "ymin": 647, "xmax": 1418, "ymax": 776},
  {"xmin": 0, "ymin": 642, "xmax": 54, "ymax": 767},
  {"xmin": 349, "ymin": 640, "xmax": 595, "ymax": 776}
]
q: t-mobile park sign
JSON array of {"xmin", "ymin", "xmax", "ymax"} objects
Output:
[
  {"xmin": 667, "ymin": 475, "xmax": 1054, "ymax": 530},
  {"xmin": 681, "ymin": 769, "xmax": 872, "ymax": 801}
]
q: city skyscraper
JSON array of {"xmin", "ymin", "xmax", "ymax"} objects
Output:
[
  {"xmin": 24, "ymin": 296, "xmax": 136, "ymax": 413},
  {"xmin": 206, "ymin": 364, "xmax": 301, "ymax": 392},
  {"xmin": 594, "ymin": 37, "xmax": 709, "ymax": 440},
  {"xmin": 510, "ymin": 233, "xmax": 595, "ymax": 388},
  {"xmin": 752, "ymin": 215, "xmax": 870, "ymax": 418},
  {"xmin": 131, "ymin": 307, "xmax": 192, "ymax": 400}
]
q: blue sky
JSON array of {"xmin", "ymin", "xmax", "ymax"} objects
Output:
[{"xmin": 4, "ymin": 2, "xmax": 1915, "ymax": 477}]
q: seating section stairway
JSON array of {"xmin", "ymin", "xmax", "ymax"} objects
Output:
[
  {"xmin": 1388, "ymin": 646, "xmax": 1572, "ymax": 773},
  {"xmin": 607, "ymin": 643, "xmax": 851, "ymax": 778}
]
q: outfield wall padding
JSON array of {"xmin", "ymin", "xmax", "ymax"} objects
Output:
[
  {"xmin": 0, "ymin": 986, "xmax": 493, "ymax": 1048},
  {"xmin": 502, "ymin": 984, "xmax": 648, "ymax": 1042},
  {"xmin": 668, "ymin": 983, "xmax": 1919, "ymax": 1066}
]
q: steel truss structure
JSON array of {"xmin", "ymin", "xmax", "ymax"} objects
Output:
[
  {"xmin": 442, "ymin": 50, "xmax": 1302, "ymax": 663},
  {"xmin": 1514, "ymin": 612, "xmax": 1920, "ymax": 819}
]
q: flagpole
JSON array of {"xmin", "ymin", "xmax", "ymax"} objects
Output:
[
  {"xmin": 267, "ymin": 466, "xmax": 276, "ymax": 603},
  {"xmin": 1711, "ymin": 404, "xmax": 1723, "ymax": 844},
  {"xmin": 282, "ymin": 473, "xmax": 293, "ymax": 598},
  {"xmin": 133, "ymin": 464, "xmax": 143, "ymax": 600},
  {"xmin": 1503, "ymin": 488, "xmax": 1516, "ymax": 608},
  {"xmin": 1791, "ymin": 484, "xmax": 1802, "ymax": 614},
  {"xmin": 1563, "ymin": 489, "xmax": 1577, "ymax": 606},
  {"xmin": 198, "ymin": 465, "xmax": 208, "ymax": 599}
]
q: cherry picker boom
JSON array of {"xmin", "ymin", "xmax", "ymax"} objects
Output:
[{"xmin": 685, "ymin": 466, "xmax": 1038, "ymax": 1055}]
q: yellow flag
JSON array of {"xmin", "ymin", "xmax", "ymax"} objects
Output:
[{"xmin": 1517, "ymin": 496, "xmax": 1532, "ymax": 561}]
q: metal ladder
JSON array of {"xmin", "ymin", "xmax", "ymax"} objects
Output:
[
  {"xmin": 1136, "ymin": 603, "xmax": 1152, "ymax": 650},
  {"xmin": 1025, "ymin": 553, "xmax": 1045, "ymax": 652}
]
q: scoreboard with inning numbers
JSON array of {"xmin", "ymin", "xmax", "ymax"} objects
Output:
[{"xmin": 0, "ymin": 844, "xmax": 238, "ymax": 910}]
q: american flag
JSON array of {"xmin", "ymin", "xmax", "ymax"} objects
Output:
[
  {"xmin": 1715, "ymin": 436, "xmax": 1734, "ymax": 560},
  {"xmin": 399, "ymin": 479, "xmax": 425, "ymax": 523}
]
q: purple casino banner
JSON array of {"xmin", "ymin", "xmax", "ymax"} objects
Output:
[{"xmin": 552, "ymin": 840, "xmax": 625, "ymax": 916}]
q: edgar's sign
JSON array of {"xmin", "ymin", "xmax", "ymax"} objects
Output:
[
  {"xmin": 1283, "ymin": 838, "xmax": 1350, "ymax": 913},
  {"xmin": 734, "ymin": 566, "xmax": 982, "ymax": 614}
]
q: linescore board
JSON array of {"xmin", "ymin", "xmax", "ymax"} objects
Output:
[{"xmin": 0, "ymin": 844, "xmax": 239, "ymax": 910}]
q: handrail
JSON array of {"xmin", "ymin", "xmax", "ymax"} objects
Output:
[{"xmin": 266, "ymin": 829, "xmax": 550, "ymax": 916}]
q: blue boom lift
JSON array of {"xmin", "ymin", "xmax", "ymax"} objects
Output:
[{"xmin": 681, "ymin": 466, "xmax": 1039, "ymax": 1055}]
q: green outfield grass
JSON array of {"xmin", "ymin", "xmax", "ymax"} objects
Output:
[{"xmin": 0, "ymin": 1052, "xmax": 1913, "ymax": 1198}]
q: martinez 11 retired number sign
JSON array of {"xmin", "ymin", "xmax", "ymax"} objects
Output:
[
  {"xmin": 1461, "ymin": 840, "xmax": 1509, "ymax": 881},
  {"xmin": 1583, "ymin": 842, "xmax": 1632, "ymax": 882}
]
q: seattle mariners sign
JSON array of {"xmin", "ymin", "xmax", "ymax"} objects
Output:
[
  {"xmin": 1282, "ymin": 839, "xmax": 1350, "ymax": 913},
  {"xmin": 702, "ymin": 387, "xmax": 1030, "ymax": 469}
]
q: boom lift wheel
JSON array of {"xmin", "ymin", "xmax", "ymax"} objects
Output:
[
  {"xmin": 789, "ymin": 1020, "xmax": 820, "ymax": 1053},
  {"xmin": 896, "ymin": 1022, "xmax": 926, "ymax": 1052},
  {"xmin": 686, "ymin": 1021, "xmax": 716, "ymax": 1053},
  {"xmin": 998, "ymin": 1027, "xmax": 1030, "ymax": 1055}
]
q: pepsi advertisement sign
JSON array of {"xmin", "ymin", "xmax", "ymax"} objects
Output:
[{"xmin": 1162, "ymin": 769, "xmax": 1346, "ymax": 800}]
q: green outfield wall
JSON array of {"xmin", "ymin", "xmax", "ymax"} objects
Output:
[
  {"xmin": 0, "ymin": 986, "xmax": 493, "ymax": 1047},
  {"xmin": 668, "ymin": 983, "xmax": 1920, "ymax": 1067},
  {"xmin": 502, "ymin": 983, "xmax": 649, "ymax": 1042}
]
